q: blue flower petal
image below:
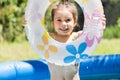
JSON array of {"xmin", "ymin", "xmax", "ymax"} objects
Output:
[
  {"xmin": 81, "ymin": 54, "xmax": 89, "ymax": 59},
  {"xmin": 66, "ymin": 45, "xmax": 77, "ymax": 55},
  {"xmin": 64, "ymin": 56, "xmax": 76, "ymax": 63},
  {"xmin": 78, "ymin": 42, "xmax": 87, "ymax": 54}
]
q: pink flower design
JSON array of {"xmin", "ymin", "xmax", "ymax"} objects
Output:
[{"xmin": 83, "ymin": 9, "xmax": 103, "ymax": 47}]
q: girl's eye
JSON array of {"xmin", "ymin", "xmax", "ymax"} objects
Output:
[
  {"xmin": 57, "ymin": 19, "xmax": 62, "ymax": 22},
  {"xmin": 66, "ymin": 19, "xmax": 71, "ymax": 22}
]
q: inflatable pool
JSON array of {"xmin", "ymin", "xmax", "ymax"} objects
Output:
[{"xmin": 0, "ymin": 54, "xmax": 120, "ymax": 80}]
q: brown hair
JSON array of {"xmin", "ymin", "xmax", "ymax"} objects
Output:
[{"xmin": 51, "ymin": 0, "xmax": 78, "ymax": 23}]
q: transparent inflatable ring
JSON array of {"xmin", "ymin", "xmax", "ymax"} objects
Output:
[{"xmin": 25, "ymin": 0, "xmax": 104, "ymax": 65}]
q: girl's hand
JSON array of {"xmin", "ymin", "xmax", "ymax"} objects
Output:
[
  {"xmin": 22, "ymin": 15, "xmax": 28, "ymax": 27},
  {"xmin": 102, "ymin": 15, "xmax": 106, "ymax": 30}
]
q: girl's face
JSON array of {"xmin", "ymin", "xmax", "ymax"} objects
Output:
[{"xmin": 53, "ymin": 7, "xmax": 76, "ymax": 36}]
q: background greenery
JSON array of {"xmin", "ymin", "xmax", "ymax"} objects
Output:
[{"xmin": 0, "ymin": 0, "xmax": 27, "ymax": 42}]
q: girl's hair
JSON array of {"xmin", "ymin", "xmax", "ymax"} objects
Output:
[{"xmin": 51, "ymin": 0, "xmax": 78, "ymax": 23}]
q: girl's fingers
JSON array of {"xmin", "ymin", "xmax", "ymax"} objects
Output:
[
  {"xmin": 102, "ymin": 15, "xmax": 106, "ymax": 30},
  {"xmin": 22, "ymin": 16, "xmax": 28, "ymax": 27}
]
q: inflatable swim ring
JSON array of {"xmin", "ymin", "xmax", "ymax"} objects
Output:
[{"xmin": 25, "ymin": 0, "xmax": 104, "ymax": 65}]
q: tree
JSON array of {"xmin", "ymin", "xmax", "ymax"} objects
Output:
[
  {"xmin": 0, "ymin": 0, "xmax": 27, "ymax": 42},
  {"xmin": 102, "ymin": 0, "xmax": 120, "ymax": 26}
]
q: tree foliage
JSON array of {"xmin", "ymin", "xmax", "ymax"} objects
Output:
[
  {"xmin": 0, "ymin": 0, "xmax": 27, "ymax": 42},
  {"xmin": 102, "ymin": 0, "xmax": 120, "ymax": 25}
]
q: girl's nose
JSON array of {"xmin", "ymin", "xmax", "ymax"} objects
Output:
[
  {"xmin": 62, "ymin": 21, "xmax": 67, "ymax": 26},
  {"xmin": 61, "ymin": 22, "xmax": 68, "ymax": 29}
]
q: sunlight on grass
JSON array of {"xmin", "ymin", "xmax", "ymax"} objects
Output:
[
  {"xmin": 0, "ymin": 41, "xmax": 40, "ymax": 62},
  {"xmin": 93, "ymin": 39, "xmax": 120, "ymax": 55},
  {"xmin": 0, "ymin": 39, "xmax": 120, "ymax": 62}
]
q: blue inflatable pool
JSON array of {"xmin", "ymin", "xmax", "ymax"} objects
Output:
[{"xmin": 0, "ymin": 54, "xmax": 120, "ymax": 80}]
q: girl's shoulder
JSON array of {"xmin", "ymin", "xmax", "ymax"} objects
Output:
[
  {"xmin": 72, "ymin": 30, "xmax": 82, "ymax": 38},
  {"xmin": 49, "ymin": 32, "xmax": 55, "ymax": 40},
  {"xmin": 68, "ymin": 31, "xmax": 83, "ymax": 42},
  {"xmin": 49, "ymin": 32, "xmax": 54, "ymax": 37}
]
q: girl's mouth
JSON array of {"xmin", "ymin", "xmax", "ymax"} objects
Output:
[{"xmin": 59, "ymin": 27, "xmax": 69, "ymax": 31}]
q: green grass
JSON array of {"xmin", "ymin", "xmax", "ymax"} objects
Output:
[
  {"xmin": 0, "ymin": 39, "xmax": 120, "ymax": 62},
  {"xmin": 0, "ymin": 41, "xmax": 40, "ymax": 62},
  {"xmin": 93, "ymin": 39, "xmax": 120, "ymax": 55}
]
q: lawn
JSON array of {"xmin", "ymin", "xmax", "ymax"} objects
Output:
[
  {"xmin": 0, "ymin": 39, "xmax": 120, "ymax": 62},
  {"xmin": 93, "ymin": 39, "xmax": 120, "ymax": 55},
  {"xmin": 0, "ymin": 41, "xmax": 40, "ymax": 62}
]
